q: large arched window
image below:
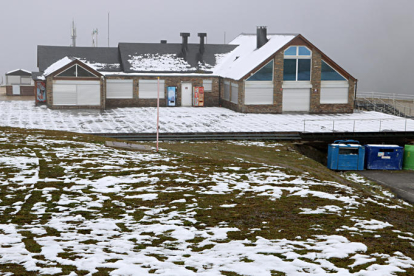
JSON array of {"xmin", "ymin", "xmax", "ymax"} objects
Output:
[{"xmin": 283, "ymin": 46, "xmax": 311, "ymax": 81}]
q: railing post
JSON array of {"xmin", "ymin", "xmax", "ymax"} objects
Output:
[
  {"xmin": 303, "ymin": 120, "xmax": 306, "ymax": 132},
  {"xmin": 353, "ymin": 120, "xmax": 356, "ymax": 132},
  {"xmin": 379, "ymin": 120, "xmax": 382, "ymax": 132},
  {"xmin": 332, "ymin": 120, "xmax": 335, "ymax": 132},
  {"xmin": 405, "ymin": 119, "xmax": 408, "ymax": 132}
]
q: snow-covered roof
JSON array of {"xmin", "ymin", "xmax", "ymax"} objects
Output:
[
  {"xmin": 43, "ymin": 57, "xmax": 73, "ymax": 76},
  {"xmin": 214, "ymin": 34, "xmax": 296, "ymax": 80},
  {"xmin": 6, "ymin": 69, "xmax": 32, "ymax": 76}
]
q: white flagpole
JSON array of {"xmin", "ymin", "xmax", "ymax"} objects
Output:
[{"xmin": 156, "ymin": 77, "xmax": 160, "ymax": 152}]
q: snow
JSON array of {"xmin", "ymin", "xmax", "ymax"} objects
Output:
[
  {"xmin": 128, "ymin": 53, "xmax": 196, "ymax": 71},
  {"xmin": 43, "ymin": 57, "xmax": 73, "ymax": 76},
  {"xmin": 214, "ymin": 34, "xmax": 295, "ymax": 79},
  {"xmin": 6, "ymin": 68, "xmax": 32, "ymax": 75},
  {"xmin": 0, "ymin": 101, "xmax": 412, "ymax": 134}
]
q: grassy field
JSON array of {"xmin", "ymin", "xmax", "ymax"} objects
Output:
[{"xmin": 0, "ymin": 126, "xmax": 413, "ymax": 275}]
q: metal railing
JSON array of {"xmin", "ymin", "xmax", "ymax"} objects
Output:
[
  {"xmin": 356, "ymin": 92, "xmax": 414, "ymax": 117},
  {"xmin": 303, "ymin": 117, "xmax": 414, "ymax": 133}
]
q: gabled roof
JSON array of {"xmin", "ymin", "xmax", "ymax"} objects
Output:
[
  {"xmin": 118, "ymin": 43, "xmax": 237, "ymax": 73},
  {"xmin": 6, "ymin": 69, "xmax": 32, "ymax": 76},
  {"xmin": 214, "ymin": 33, "xmax": 296, "ymax": 79},
  {"xmin": 37, "ymin": 46, "xmax": 121, "ymax": 72},
  {"xmin": 43, "ymin": 57, "xmax": 103, "ymax": 78}
]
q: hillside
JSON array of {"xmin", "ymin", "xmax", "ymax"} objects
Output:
[{"xmin": 0, "ymin": 126, "xmax": 413, "ymax": 275}]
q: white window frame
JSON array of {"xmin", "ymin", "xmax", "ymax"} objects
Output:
[
  {"xmin": 56, "ymin": 64, "xmax": 98, "ymax": 78},
  {"xmin": 231, "ymin": 83, "xmax": 239, "ymax": 104},
  {"xmin": 223, "ymin": 81, "xmax": 230, "ymax": 101},
  {"xmin": 321, "ymin": 60, "xmax": 347, "ymax": 81},
  {"xmin": 284, "ymin": 46, "xmax": 312, "ymax": 82},
  {"xmin": 246, "ymin": 60, "xmax": 274, "ymax": 82}
]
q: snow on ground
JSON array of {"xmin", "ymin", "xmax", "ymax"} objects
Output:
[
  {"xmin": 0, "ymin": 101, "xmax": 413, "ymax": 134},
  {"xmin": 0, "ymin": 133, "xmax": 413, "ymax": 275}
]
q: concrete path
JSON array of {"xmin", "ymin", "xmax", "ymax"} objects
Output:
[{"xmin": 358, "ymin": 170, "xmax": 414, "ymax": 204}]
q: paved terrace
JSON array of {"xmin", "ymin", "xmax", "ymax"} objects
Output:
[{"xmin": 1, "ymin": 101, "xmax": 414, "ymax": 134}]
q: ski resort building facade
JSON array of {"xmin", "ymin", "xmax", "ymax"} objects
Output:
[
  {"xmin": 5, "ymin": 69, "xmax": 35, "ymax": 96},
  {"xmin": 34, "ymin": 27, "xmax": 356, "ymax": 114}
]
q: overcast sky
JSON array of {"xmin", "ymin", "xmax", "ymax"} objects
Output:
[{"xmin": 1, "ymin": 0, "xmax": 413, "ymax": 94}]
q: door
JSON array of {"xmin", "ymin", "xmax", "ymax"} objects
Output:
[
  {"xmin": 181, "ymin": 82, "xmax": 192, "ymax": 106},
  {"xmin": 12, "ymin": 85, "xmax": 20, "ymax": 95},
  {"xmin": 282, "ymin": 88, "xmax": 310, "ymax": 112}
]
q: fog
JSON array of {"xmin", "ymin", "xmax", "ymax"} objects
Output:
[{"xmin": 1, "ymin": 0, "xmax": 413, "ymax": 94}]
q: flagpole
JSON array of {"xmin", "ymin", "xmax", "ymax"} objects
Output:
[{"xmin": 156, "ymin": 77, "xmax": 160, "ymax": 152}]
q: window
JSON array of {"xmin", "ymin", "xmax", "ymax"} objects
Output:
[
  {"xmin": 224, "ymin": 81, "xmax": 230, "ymax": 101},
  {"xmin": 283, "ymin": 46, "xmax": 311, "ymax": 81},
  {"xmin": 139, "ymin": 80, "xmax": 165, "ymax": 99},
  {"xmin": 247, "ymin": 60, "xmax": 273, "ymax": 81},
  {"xmin": 321, "ymin": 60, "xmax": 346, "ymax": 81},
  {"xmin": 21, "ymin": 77, "xmax": 32, "ymax": 85},
  {"xmin": 107, "ymin": 79, "xmax": 133, "ymax": 99},
  {"xmin": 231, "ymin": 83, "xmax": 238, "ymax": 104},
  {"xmin": 203, "ymin": 80, "xmax": 212, "ymax": 92},
  {"xmin": 56, "ymin": 64, "xmax": 97, "ymax": 78}
]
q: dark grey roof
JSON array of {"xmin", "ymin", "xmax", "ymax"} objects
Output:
[
  {"xmin": 31, "ymin": 72, "xmax": 43, "ymax": 81},
  {"xmin": 118, "ymin": 43, "xmax": 237, "ymax": 73},
  {"xmin": 37, "ymin": 46, "xmax": 121, "ymax": 72},
  {"xmin": 6, "ymin": 69, "xmax": 31, "ymax": 76}
]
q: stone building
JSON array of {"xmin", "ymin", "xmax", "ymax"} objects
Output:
[
  {"xmin": 34, "ymin": 27, "xmax": 356, "ymax": 113},
  {"xmin": 5, "ymin": 69, "xmax": 35, "ymax": 96}
]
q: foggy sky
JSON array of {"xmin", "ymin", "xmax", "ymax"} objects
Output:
[{"xmin": 1, "ymin": 0, "xmax": 413, "ymax": 94}]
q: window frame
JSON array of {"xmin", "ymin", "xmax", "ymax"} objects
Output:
[
  {"xmin": 321, "ymin": 60, "xmax": 347, "ymax": 81},
  {"xmin": 56, "ymin": 64, "xmax": 98, "ymax": 78},
  {"xmin": 283, "ymin": 46, "xmax": 312, "ymax": 82},
  {"xmin": 246, "ymin": 60, "xmax": 274, "ymax": 82}
]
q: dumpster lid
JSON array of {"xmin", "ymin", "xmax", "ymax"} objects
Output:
[{"xmin": 365, "ymin": 144, "xmax": 401, "ymax": 148}]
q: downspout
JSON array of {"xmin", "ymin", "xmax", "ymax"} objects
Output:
[{"xmin": 354, "ymin": 79, "xmax": 358, "ymax": 111}]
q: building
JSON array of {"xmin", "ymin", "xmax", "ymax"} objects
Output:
[
  {"xmin": 5, "ymin": 69, "xmax": 35, "ymax": 96},
  {"xmin": 34, "ymin": 27, "xmax": 356, "ymax": 113}
]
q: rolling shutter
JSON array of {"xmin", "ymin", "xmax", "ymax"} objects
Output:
[
  {"xmin": 139, "ymin": 80, "xmax": 165, "ymax": 99},
  {"xmin": 106, "ymin": 79, "xmax": 133, "ymax": 99},
  {"xmin": 245, "ymin": 81, "xmax": 273, "ymax": 105},
  {"xmin": 224, "ymin": 81, "xmax": 230, "ymax": 101},
  {"xmin": 320, "ymin": 81, "xmax": 349, "ymax": 104},
  {"xmin": 53, "ymin": 80, "xmax": 100, "ymax": 106},
  {"xmin": 231, "ymin": 83, "xmax": 239, "ymax": 104},
  {"xmin": 282, "ymin": 88, "xmax": 310, "ymax": 112}
]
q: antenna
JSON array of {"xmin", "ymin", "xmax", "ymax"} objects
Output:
[
  {"xmin": 71, "ymin": 19, "xmax": 77, "ymax": 47},
  {"xmin": 92, "ymin": 28, "xmax": 98, "ymax": 47},
  {"xmin": 108, "ymin": 12, "xmax": 110, "ymax": 47}
]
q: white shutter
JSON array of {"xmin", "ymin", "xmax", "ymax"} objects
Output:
[
  {"xmin": 107, "ymin": 79, "xmax": 133, "ymax": 99},
  {"xmin": 282, "ymin": 88, "xmax": 310, "ymax": 112},
  {"xmin": 231, "ymin": 83, "xmax": 239, "ymax": 104},
  {"xmin": 139, "ymin": 80, "xmax": 165, "ymax": 99},
  {"xmin": 245, "ymin": 81, "xmax": 273, "ymax": 105},
  {"xmin": 77, "ymin": 83, "xmax": 100, "ymax": 105},
  {"xmin": 53, "ymin": 84, "xmax": 77, "ymax": 105},
  {"xmin": 21, "ymin": 77, "xmax": 32, "ymax": 85},
  {"xmin": 224, "ymin": 81, "xmax": 230, "ymax": 101},
  {"xmin": 203, "ymin": 80, "xmax": 213, "ymax": 92},
  {"xmin": 320, "ymin": 81, "xmax": 349, "ymax": 104},
  {"xmin": 7, "ymin": 76, "xmax": 20, "ymax": 85}
]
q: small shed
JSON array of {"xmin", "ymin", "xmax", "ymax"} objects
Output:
[{"xmin": 5, "ymin": 69, "xmax": 35, "ymax": 96}]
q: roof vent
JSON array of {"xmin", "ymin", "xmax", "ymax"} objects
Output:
[
  {"xmin": 198, "ymin": 33, "xmax": 207, "ymax": 55},
  {"xmin": 256, "ymin": 26, "xmax": 268, "ymax": 49},
  {"xmin": 180, "ymin": 33, "xmax": 190, "ymax": 59},
  {"xmin": 160, "ymin": 40, "xmax": 167, "ymax": 44}
]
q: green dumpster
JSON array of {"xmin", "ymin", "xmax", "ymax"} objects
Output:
[{"xmin": 403, "ymin": 145, "xmax": 414, "ymax": 170}]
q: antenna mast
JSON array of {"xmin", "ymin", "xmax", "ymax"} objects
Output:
[
  {"xmin": 71, "ymin": 20, "xmax": 77, "ymax": 47},
  {"xmin": 108, "ymin": 12, "xmax": 110, "ymax": 47},
  {"xmin": 92, "ymin": 28, "xmax": 98, "ymax": 47}
]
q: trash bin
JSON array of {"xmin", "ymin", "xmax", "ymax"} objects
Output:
[
  {"xmin": 403, "ymin": 145, "xmax": 414, "ymax": 170},
  {"xmin": 327, "ymin": 140, "xmax": 365, "ymax": 170},
  {"xmin": 365, "ymin": 144, "xmax": 403, "ymax": 170}
]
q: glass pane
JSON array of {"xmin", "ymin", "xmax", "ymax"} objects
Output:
[
  {"xmin": 247, "ymin": 60, "xmax": 273, "ymax": 81},
  {"xmin": 299, "ymin": 46, "xmax": 311, "ymax": 56},
  {"xmin": 284, "ymin": 46, "xmax": 297, "ymax": 56},
  {"xmin": 283, "ymin": 59, "xmax": 296, "ymax": 81},
  {"xmin": 298, "ymin": 59, "xmax": 311, "ymax": 81},
  {"xmin": 57, "ymin": 65, "xmax": 76, "ymax": 77},
  {"xmin": 77, "ymin": 66, "xmax": 96, "ymax": 77},
  {"xmin": 321, "ymin": 60, "xmax": 346, "ymax": 81}
]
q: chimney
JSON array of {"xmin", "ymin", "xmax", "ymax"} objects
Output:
[
  {"xmin": 256, "ymin": 26, "xmax": 268, "ymax": 49},
  {"xmin": 180, "ymin": 33, "xmax": 190, "ymax": 58},
  {"xmin": 160, "ymin": 40, "xmax": 167, "ymax": 44},
  {"xmin": 198, "ymin": 33, "xmax": 207, "ymax": 55}
]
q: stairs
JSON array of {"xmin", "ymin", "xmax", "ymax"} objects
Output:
[{"xmin": 355, "ymin": 98, "xmax": 410, "ymax": 118}]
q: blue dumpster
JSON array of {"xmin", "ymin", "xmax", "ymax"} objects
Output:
[
  {"xmin": 365, "ymin": 144, "xmax": 403, "ymax": 170},
  {"xmin": 327, "ymin": 140, "xmax": 365, "ymax": 170}
]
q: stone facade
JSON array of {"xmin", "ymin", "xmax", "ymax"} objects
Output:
[{"xmin": 105, "ymin": 76, "xmax": 219, "ymax": 109}]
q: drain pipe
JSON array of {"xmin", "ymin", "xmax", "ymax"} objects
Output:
[{"xmin": 354, "ymin": 79, "xmax": 358, "ymax": 110}]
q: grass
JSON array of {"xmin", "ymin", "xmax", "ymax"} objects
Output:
[{"xmin": 0, "ymin": 126, "xmax": 414, "ymax": 275}]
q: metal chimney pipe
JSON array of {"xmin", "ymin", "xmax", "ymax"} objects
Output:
[
  {"xmin": 198, "ymin": 33, "xmax": 207, "ymax": 54},
  {"xmin": 256, "ymin": 26, "xmax": 268, "ymax": 49},
  {"xmin": 180, "ymin": 33, "xmax": 190, "ymax": 55},
  {"xmin": 160, "ymin": 40, "xmax": 167, "ymax": 44}
]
